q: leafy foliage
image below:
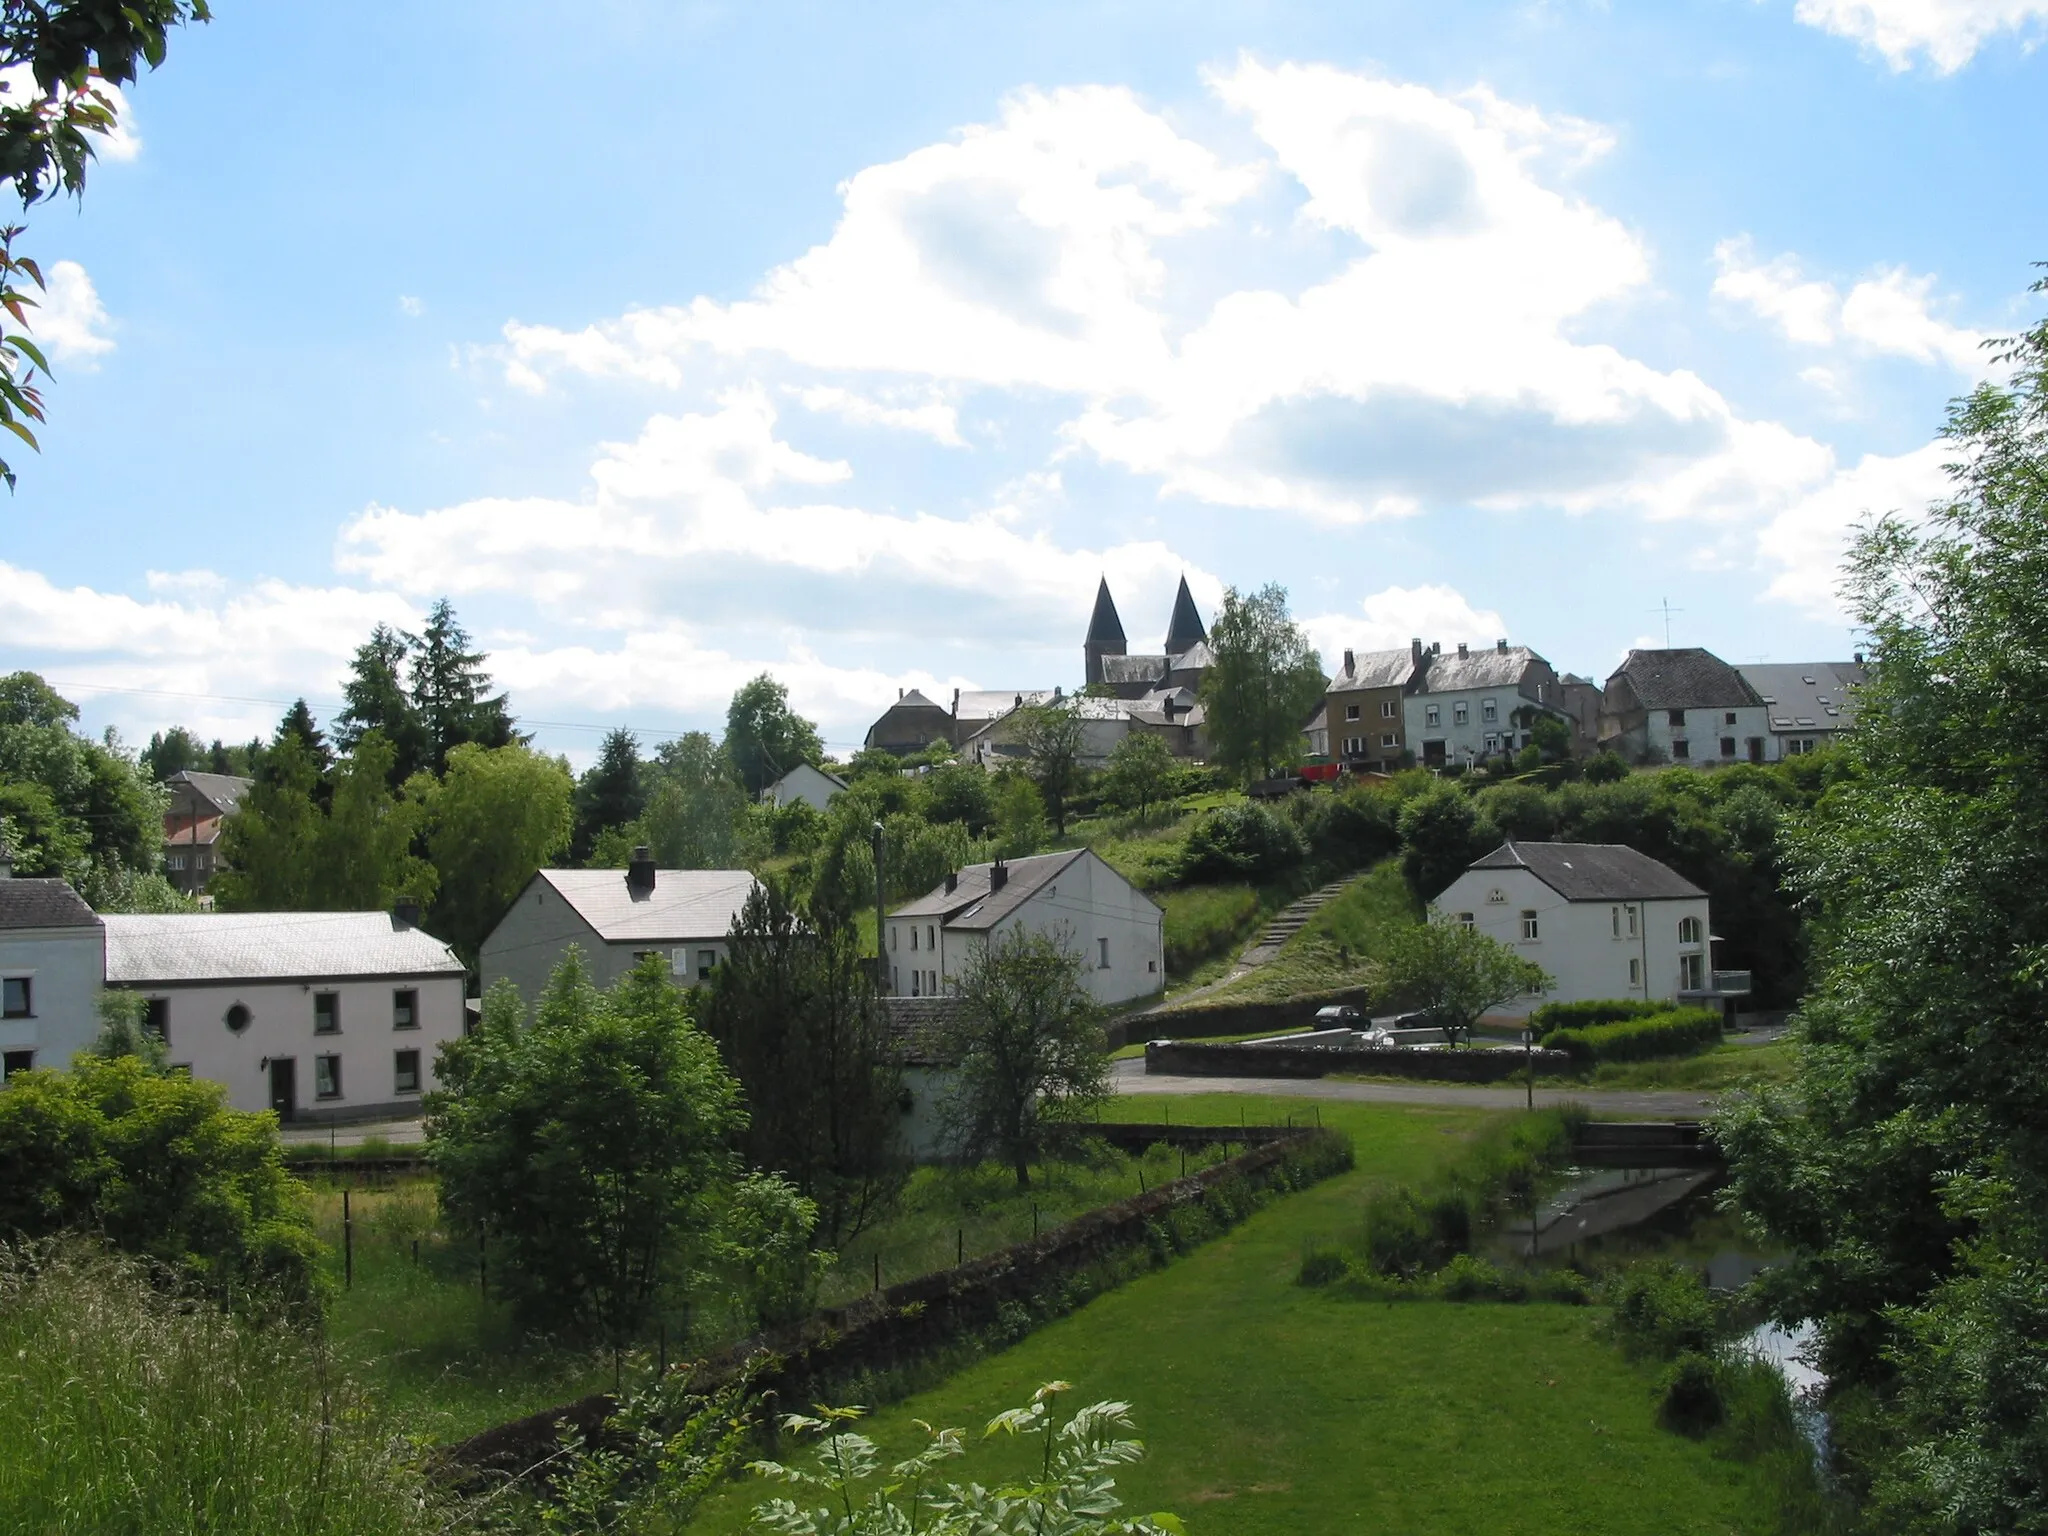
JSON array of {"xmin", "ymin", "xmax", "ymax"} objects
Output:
[
  {"xmin": 536, "ymin": 1365, "xmax": 759, "ymax": 1536},
  {"xmin": 1378, "ymin": 917, "xmax": 1551, "ymax": 1045},
  {"xmin": 419, "ymin": 741, "xmax": 573, "ymax": 961},
  {"xmin": 0, "ymin": 671, "xmax": 165, "ymax": 887},
  {"xmin": 1539, "ymin": 1007, "xmax": 1724, "ymax": 1066},
  {"xmin": 1012, "ymin": 698, "xmax": 1087, "ymax": 836},
  {"xmin": 1101, "ymin": 730, "xmax": 1176, "ymax": 821},
  {"xmin": 0, "ymin": 1055, "xmax": 321, "ymax": 1310},
  {"xmin": 1174, "ymin": 799, "xmax": 1303, "ymax": 882},
  {"xmin": 1199, "ymin": 582, "xmax": 1326, "ymax": 783},
  {"xmin": 726, "ymin": 673, "xmax": 825, "ymax": 798},
  {"xmin": 427, "ymin": 953, "xmax": 746, "ymax": 1344}
]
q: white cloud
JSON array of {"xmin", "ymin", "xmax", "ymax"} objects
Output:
[
  {"xmin": 1793, "ymin": 0, "xmax": 2048, "ymax": 72},
  {"xmin": 792, "ymin": 384, "xmax": 965, "ymax": 445},
  {"xmin": 1713, "ymin": 237, "xmax": 1990, "ymax": 374},
  {"xmin": 31, "ymin": 260, "xmax": 115, "ymax": 364},
  {"xmin": 1755, "ymin": 440, "xmax": 1954, "ymax": 617},
  {"xmin": 1301, "ymin": 583, "xmax": 1509, "ymax": 664},
  {"xmin": 399, "ymin": 295, "xmax": 426, "ymax": 318}
]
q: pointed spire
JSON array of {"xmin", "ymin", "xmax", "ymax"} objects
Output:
[
  {"xmin": 1085, "ymin": 577, "xmax": 1127, "ymax": 652},
  {"xmin": 1164, "ymin": 575, "xmax": 1206, "ymax": 657}
]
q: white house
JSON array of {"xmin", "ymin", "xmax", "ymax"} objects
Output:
[
  {"xmin": 0, "ymin": 859, "xmax": 105, "ymax": 1080},
  {"xmin": 1403, "ymin": 641, "xmax": 1569, "ymax": 769},
  {"xmin": 480, "ymin": 848, "xmax": 759, "ymax": 1008},
  {"xmin": 1432, "ymin": 840, "xmax": 1748, "ymax": 1016},
  {"xmin": 102, "ymin": 909, "xmax": 467, "ymax": 1122},
  {"xmin": 1601, "ymin": 649, "xmax": 1772, "ymax": 766},
  {"xmin": 885, "ymin": 848, "xmax": 1164, "ymax": 1007},
  {"xmin": 760, "ymin": 763, "xmax": 847, "ymax": 813}
]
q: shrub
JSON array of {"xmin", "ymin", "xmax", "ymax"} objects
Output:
[
  {"xmin": 1541, "ymin": 1007, "xmax": 1724, "ymax": 1066},
  {"xmin": 1294, "ymin": 787, "xmax": 1400, "ymax": 870},
  {"xmin": 1528, "ymin": 998, "xmax": 1669, "ymax": 1034},
  {"xmin": 1354, "ymin": 1109, "xmax": 1579, "ymax": 1277},
  {"xmin": 1175, "ymin": 801, "xmax": 1305, "ymax": 882},
  {"xmin": 1659, "ymin": 1352, "xmax": 1726, "ymax": 1435},
  {"xmin": 1608, "ymin": 1259, "xmax": 1720, "ymax": 1359},
  {"xmin": 1159, "ymin": 882, "xmax": 1262, "ymax": 975},
  {"xmin": 1297, "ymin": 1242, "xmax": 1351, "ymax": 1287}
]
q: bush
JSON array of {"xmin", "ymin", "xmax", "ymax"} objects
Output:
[
  {"xmin": 1294, "ymin": 787, "xmax": 1400, "ymax": 870},
  {"xmin": 1176, "ymin": 801, "xmax": 1305, "ymax": 882},
  {"xmin": 1159, "ymin": 883, "xmax": 1262, "ymax": 975},
  {"xmin": 1354, "ymin": 1109, "xmax": 1579, "ymax": 1278},
  {"xmin": 0, "ymin": 1056, "xmax": 321, "ymax": 1311},
  {"xmin": 1608, "ymin": 1259, "xmax": 1719, "ymax": 1359},
  {"xmin": 1297, "ymin": 1241, "xmax": 1351, "ymax": 1287},
  {"xmin": 1541, "ymin": 1007, "xmax": 1724, "ymax": 1066},
  {"xmin": 1528, "ymin": 998, "xmax": 1669, "ymax": 1034},
  {"xmin": 1659, "ymin": 1352, "xmax": 1726, "ymax": 1435}
]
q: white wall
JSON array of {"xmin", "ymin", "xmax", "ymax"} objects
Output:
[
  {"xmin": 765, "ymin": 765, "xmax": 843, "ymax": 813},
  {"xmin": 1404, "ymin": 690, "xmax": 1540, "ymax": 764},
  {"xmin": 1640, "ymin": 705, "xmax": 1773, "ymax": 766},
  {"xmin": 1432, "ymin": 866, "xmax": 1711, "ymax": 1016},
  {"xmin": 114, "ymin": 972, "xmax": 467, "ymax": 1119},
  {"xmin": 480, "ymin": 877, "xmax": 733, "ymax": 1013},
  {"xmin": 0, "ymin": 925, "xmax": 106, "ymax": 1075}
]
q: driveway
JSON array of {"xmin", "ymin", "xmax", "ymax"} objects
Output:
[{"xmin": 1111, "ymin": 1058, "xmax": 1717, "ymax": 1119}]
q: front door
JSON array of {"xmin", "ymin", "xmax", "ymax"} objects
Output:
[{"xmin": 269, "ymin": 1057, "xmax": 296, "ymax": 1119}]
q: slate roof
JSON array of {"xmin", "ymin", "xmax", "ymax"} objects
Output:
[
  {"xmin": 1419, "ymin": 645, "xmax": 1544, "ymax": 694},
  {"xmin": 953, "ymin": 689, "xmax": 1055, "ymax": 723},
  {"xmin": 1608, "ymin": 649, "xmax": 1762, "ymax": 712},
  {"xmin": 1467, "ymin": 840, "xmax": 1705, "ymax": 902},
  {"xmin": 0, "ymin": 878, "xmax": 102, "ymax": 932},
  {"xmin": 1167, "ymin": 639, "xmax": 1216, "ymax": 672},
  {"xmin": 1099, "ymin": 654, "xmax": 1168, "ymax": 686},
  {"xmin": 883, "ymin": 995, "xmax": 966, "ymax": 1067},
  {"xmin": 1737, "ymin": 662, "xmax": 1868, "ymax": 732},
  {"xmin": 168, "ymin": 770, "xmax": 253, "ymax": 817},
  {"xmin": 1163, "ymin": 576, "xmax": 1208, "ymax": 656},
  {"xmin": 1328, "ymin": 647, "xmax": 1420, "ymax": 692},
  {"xmin": 102, "ymin": 912, "xmax": 462, "ymax": 984},
  {"xmin": 1085, "ymin": 578, "xmax": 1127, "ymax": 652},
  {"xmin": 537, "ymin": 868, "xmax": 760, "ymax": 944}
]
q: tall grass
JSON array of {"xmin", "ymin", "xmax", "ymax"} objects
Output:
[
  {"xmin": 1156, "ymin": 882, "xmax": 1262, "ymax": 975},
  {"xmin": 0, "ymin": 1243, "xmax": 443, "ymax": 1536}
]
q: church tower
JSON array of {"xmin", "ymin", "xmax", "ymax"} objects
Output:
[
  {"xmin": 1084, "ymin": 577, "xmax": 1127, "ymax": 686},
  {"xmin": 1163, "ymin": 575, "xmax": 1207, "ymax": 658}
]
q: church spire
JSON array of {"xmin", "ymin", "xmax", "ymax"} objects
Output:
[
  {"xmin": 1084, "ymin": 577, "xmax": 1127, "ymax": 686},
  {"xmin": 1164, "ymin": 574, "xmax": 1207, "ymax": 657}
]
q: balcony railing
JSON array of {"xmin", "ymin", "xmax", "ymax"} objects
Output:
[{"xmin": 1680, "ymin": 970, "xmax": 1753, "ymax": 999}]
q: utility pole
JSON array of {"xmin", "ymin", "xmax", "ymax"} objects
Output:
[{"xmin": 871, "ymin": 820, "xmax": 888, "ymax": 994}]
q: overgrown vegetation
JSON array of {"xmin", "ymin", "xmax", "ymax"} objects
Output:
[{"xmin": 1540, "ymin": 1006, "xmax": 1725, "ymax": 1066}]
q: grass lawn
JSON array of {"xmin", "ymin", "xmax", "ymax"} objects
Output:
[
  {"xmin": 1587, "ymin": 1040, "xmax": 1797, "ymax": 1092},
  {"xmin": 1177, "ymin": 860, "xmax": 1419, "ymax": 1010},
  {"xmin": 687, "ymin": 1093, "xmax": 1797, "ymax": 1535}
]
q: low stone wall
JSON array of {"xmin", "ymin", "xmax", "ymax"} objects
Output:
[
  {"xmin": 439, "ymin": 1123, "xmax": 1351, "ymax": 1482},
  {"xmin": 1143, "ymin": 1038, "xmax": 1575, "ymax": 1082},
  {"xmin": 1108, "ymin": 985, "xmax": 1374, "ymax": 1051}
]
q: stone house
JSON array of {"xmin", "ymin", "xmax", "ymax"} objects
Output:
[{"xmin": 1600, "ymin": 649, "xmax": 1770, "ymax": 766}]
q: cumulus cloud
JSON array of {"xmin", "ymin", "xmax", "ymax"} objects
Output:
[
  {"xmin": 31, "ymin": 260, "xmax": 116, "ymax": 364},
  {"xmin": 1755, "ymin": 440, "xmax": 1955, "ymax": 617},
  {"xmin": 1793, "ymin": 0, "xmax": 2048, "ymax": 72},
  {"xmin": 1301, "ymin": 583, "xmax": 1510, "ymax": 664},
  {"xmin": 792, "ymin": 384, "xmax": 965, "ymax": 445},
  {"xmin": 1713, "ymin": 237, "xmax": 1990, "ymax": 374}
]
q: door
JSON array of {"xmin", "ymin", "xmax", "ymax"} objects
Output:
[{"xmin": 269, "ymin": 1057, "xmax": 297, "ymax": 1119}]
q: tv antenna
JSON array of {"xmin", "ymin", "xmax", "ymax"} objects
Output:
[{"xmin": 1649, "ymin": 598, "xmax": 1684, "ymax": 647}]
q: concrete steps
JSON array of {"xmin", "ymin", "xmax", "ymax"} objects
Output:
[{"xmin": 1238, "ymin": 879, "xmax": 1357, "ymax": 968}]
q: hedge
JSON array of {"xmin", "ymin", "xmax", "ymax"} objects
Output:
[
  {"xmin": 1539, "ymin": 1007, "xmax": 1724, "ymax": 1065},
  {"xmin": 1527, "ymin": 998, "xmax": 1670, "ymax": 1034}
]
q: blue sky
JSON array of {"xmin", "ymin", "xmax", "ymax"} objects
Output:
[{"xmin": 3, "ymin": 0, "xmax": 2043, "ymax": 762}]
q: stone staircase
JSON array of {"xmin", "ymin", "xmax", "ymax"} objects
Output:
[{"xmin": 1240, "ymin": 879, "xmax": 1356, "ymax": 969}]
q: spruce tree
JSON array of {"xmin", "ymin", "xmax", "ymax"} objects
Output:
[
  {"xmin": 572, "ymin": 727, "xmax": 645, "ymax": 863},
  {"xmin": 408, "ymin": 599, "xmax": 518, "ymax": 774},
  {"xmin": 334, "ymin": 623, "xmax": 430, "ymax": 783}
]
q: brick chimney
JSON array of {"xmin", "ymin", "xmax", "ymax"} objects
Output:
[
  {"xmin": 945, "ymin": 871, "xmax": 958, "ymax": 894},
  {"xmin": 1342, "ymin": 648, "xmax": 1354, "ymax": 676},
  {"xmin": 990, "ymin": 859, "xmax": 1009, "ymax": 893},
  {"xmin": 393, "ymin": 895, "xmax": 421, "ymax": 928},
  {"xmin": 626, "ymin": 845, "xmax": 657, "ymax": 896}
]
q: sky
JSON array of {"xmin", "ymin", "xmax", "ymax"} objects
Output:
[{"xmin": 2, "ymin": 0, "xmax": 2043, "ymax": 764}]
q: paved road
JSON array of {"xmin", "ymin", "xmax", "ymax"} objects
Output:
[{"xmin": 1109, "ymin": 1058, "xmax": 1717, "ymax": 1119}]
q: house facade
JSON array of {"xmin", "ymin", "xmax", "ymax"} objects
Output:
[
  {"xmin": 1600, "ymin": 649, "xmax": 1771, "ymax": 766},
  {"xmin": 102, "ymin": 909, "xmax": 467, "ymax": 1121},
  {"xmin": 480, "ymin": 850, "xmax": 759, "ymax": 1007},
  {"xmin": 161, "ymin": 770, "xmax": 253, "ymax": 897},
  {"xmin": 761, "ymin": 762, "xmax": 847, "ymax": 813},
  {"xmin": 1433, "ymin": 840, "xmax": 1746, "ymax": 1016},
  {"xmin": 885, "ymin": 848, "xmax": 1164, "ymax": 1007},
  {"xmin": 1736, "ymin": 660, "xmax": 1869, "ymax": 760},
  {"xmin": 0, "ymin": 859, "xmax": 105, "ymax": 1080},
  {"xmin": 1404, "ymin": 641, "xmax": 1567, "ymax": 768},
  {"xmin": 959, "ymin": 694, "xmax": 1202, "ymax": 770},
  {"xmin": 1309, "ymin": 643, "xmax": 1425, "ymax": 769}
]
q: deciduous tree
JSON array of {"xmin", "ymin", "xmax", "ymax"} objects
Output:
[
  {"xmin": 1012, "ymin": 699, "xmax": 1086, "ymax": 836},
  {"xmin": 1199, "ymin": 583, "xmax": 1326, "ymax": 783},
  {"xmin": 1379, "ymin": 918, "xmax": 1550, "ymax": 1046},
  {"xmin": 725, "ymin": 674, "xmax": 824, "ymax": 797},
  {"xmin": 1102, "ymin": 730, "xmax": 1175, "ymax": 821},
  {"xmin": 417, "ymin": 741, "xmax": 572, "ymax": 962}
]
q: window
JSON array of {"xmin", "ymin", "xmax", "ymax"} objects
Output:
[
  {"xmin": 910, "ymin": 926, "xmax": 919, "ymax": 950},
  {"xmin": 1457, "ymin": 911, "xmax": 1475, "ymax": 927},
  {"xmin": 1612, "ymin": 906, "xmax": 1622, "ymax": 937},
  {"xmin": 314, "ymin": 1054, "xmax": 342, "ymax": 1100},
  {"xmin": 1381, "ymin": 732, "xmax": 1397, "ymax": 749},
  {"xmin": 1724, "ymin": 711, "xmax": 1738, "ymax": 726},
  {"xmin": 393, "ymin": 989, "xmax": 418, "ymax": 1030},
  {"xmin": 1098, "ymin": 936, "xmax": 1110, "ymax": 969},
  {"xmin": 1147, "ymin": 958, "xmax": 1157, "ymax": 973},
  {"xmin": 1483, "ymin": 733, "xmax": 1499, "ymax": 754},
  {"xmin": 2, "ymin": 977, "xmax": 29, "ymax": 1018},
  {"xmin": 1345, "ymin": 735, "xmax": 1365, "ymax": 755},
  {"xmin": 167, "ymin": 851, "xmax": 186, "ymax": 871},
  {"xmin": 927, "ymin": 924, "xmax": 936, "ymax": 950},
  {"xmin": 1425, "ymin": 704, "xmax": 1441, "ymax": 727},
  {"xmin": 1628, "ymin": 958, "xmax": 1642, "ymax": 986},
  {"xmin": 890, "ymin": 926, "xmax": 898, "ymax": 950},
  {"xmin": 697, "ymin": 949, "xmax": 716, "ymax": 981},
  {"xmin": 1678, "ymin": 915, "xmax": 1703, "ymax": 945},
  {"xmin": 910, "ymin": 970, "xmax": 921, "ymax": 997},
  {"xmin": 224, "ymin": 1002, "xmax": 251, "ymax": 1033},
  {"xmin": 1380, "ymin": 700, "xmax": 1398, "ymax": 718},
  {"xmin": 313, "ymin": 992, "xmax": 339, "ymax": 1034},
  {"xmin": 1719, "ymin": 736, "xmax": 1736, "ymax": 758},
  {"xmin": 1453, "ymin": 701, "xmax": 1470, "ymax": 725},
  {"xmin": 1671, "ymin": 738, "xmax": 1691, "ymax": 760},
  {"xmin": 1680, "ymin": 953, "xmax": 1705, "ymax": 991},
  {"xmin": 1626, "ymin": 905, "xmax": 1639, "ymax": 937},
  {"xmin": 1520, "ymin": 910, "xmax": 1540, "ymax": 941},
  {"xmin": 1344, "ymin": 704, "xmax": 1360, "ymax": 722},
  {"xmin": 1481, "ymin": 698, "xmax": 1498, "ymax": 723},
  {"xmin": 394, "ymin": 1049, "xmax": 421, "ymax": 1094},
  {"xmin": 2, "ymin": 1049, "xmax": 32, "ymax": 1080},
  {"xmin": 892, "ymin": 966, "xmax": 900, "ymax": 993},
  {"xmin": 144, "ymin": 997, "xmax": 168, "ymax": 1041},
  {"xmin": 927, "ymin": 969, "xmax": 938, "ymax": 995},
  {"xmin": 1668, "ymin": 709, "xmax": 1686, "ymax": 726}
]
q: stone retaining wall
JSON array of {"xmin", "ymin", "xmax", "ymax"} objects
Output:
[
  {"xmin": 1108, "ymin": 985, "xmax": 1374, "ymax": 1051},
  {"xmin": 1143, "ymin": 1038, "xmax": 1575, "ymax": 1082}
]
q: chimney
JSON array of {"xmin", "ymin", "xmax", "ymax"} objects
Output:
[
  {"xmin": 393, "ymin": 895, "xmax": 421, "ymax": 928},
  {"xmin": 1411, "ymin": 637, "xmax": 1422, "ymax": 664},
  {"xmin": 952, "ymin": 687, "xmax": 960, "ymax": 715},
  {"xmin": 1343, "ymin": 648, "xmax": 1355, "ymax": 676},
  {"xmin": 1457, "ymin": 642, "xmax": 1469, "ymax": 659},
  {"xmin": 626, "ymin": 845, "xmax": 657, "ymax": 895},
  {"xmin": 898, "ymin": 687, "xmax": 905, "ymax": 700},
  {"xmin": 1432, "ymin": 641, "xmax": 1442, "ymax": 655},
  {"xmin": 945, "ymin": 871, "xmax": 958, "ymax": 894},
  {"xmin": 990, "ymin": 859, "xmax": 1009, "ymax": 893},
  {"xmin": 1853, "ymin": 651, "xmax": 1865, "ymax": 665},
  {"xmin": 1496, "ymin": 638, "xmax": 1508, "ymax": 652}
]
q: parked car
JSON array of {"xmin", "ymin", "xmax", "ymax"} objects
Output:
[{"xmin": 1315, "ymin": 1004, "xmax": 1362, "ymax": 1027}]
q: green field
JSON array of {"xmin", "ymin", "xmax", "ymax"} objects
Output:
[
  {"xmin": 1587, "ymin": 1040, "xmax": 1796, "ymax": 1092},
  {"xmin": 683, "ymin": 1095, "xmax": 1800, "ymax": 1535}
]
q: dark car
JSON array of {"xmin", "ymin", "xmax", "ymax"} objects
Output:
[{"xmin": 1314, "ymin": 1004, "xmax": 1363, "ymax": 1027}]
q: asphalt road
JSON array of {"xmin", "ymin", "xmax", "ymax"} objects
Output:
[{"xmin": 1109, "ymin": 1058, "xmax": 1717, "ymax": 1119}]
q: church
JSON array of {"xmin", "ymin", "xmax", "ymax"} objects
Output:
[{"xmin": 862, "ymin": 577, "xmax": 1215, "ymax": 760}]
